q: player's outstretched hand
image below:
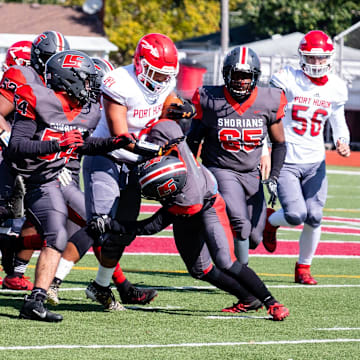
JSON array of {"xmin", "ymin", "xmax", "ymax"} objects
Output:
[
  {"xmin": 58, "ymin": 129, "xmax": 84, "ymax": 150},
  {"xmin": 262, "ymin": 176, "xmax": 278, "ymax": 208}
]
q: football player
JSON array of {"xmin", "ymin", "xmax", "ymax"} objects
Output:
[
  {"xmin": 88, "ymin": 115, "xmax": 290, "ymax": 321},
  {"xmin": 186, "ymin": 46, "xmax": 287, "ymax": 269},
  {"xmin": 46, "ymin": 58, "xmax": 160, "ymax": 308},
  {"xmin": 264, "ymin": 30, "xmax": 350, "ymax": 285},
  {"xmin": 0, "ymin": 32, "xmax": 71, "ymax": 291},
  {"xmin": 82, "ymin": 33, "xmax": 194, "ymax": 308},
  {"xmin": 7, "ymin": 50, "xmax": 135, "ymax": 322}
]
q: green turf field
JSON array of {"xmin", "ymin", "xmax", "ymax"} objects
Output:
[{"xmin": 0, "ymin": 165, "xmax": 359, "ymax": 360}]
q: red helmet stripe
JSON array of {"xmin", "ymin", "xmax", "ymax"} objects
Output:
[
  {"xmin": 53, "ymin": 31, "xmax": 66, "ymax": 51},
  {"xmin": 102, "ymin": 58, "xmax": 114, "ymax": 71},
  {"xmin": 140, "ymin": 163, "xmax": 186, "ymax": 187},
  {"xmin": 240, "ymin": 47, "xmax": 248, "ymax": 65}
]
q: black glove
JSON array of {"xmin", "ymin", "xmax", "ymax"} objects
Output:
[
  {"xmin": 262, "ymin": 176, "xmax": 278, "ymax": 208},
  {"xmin": 166, "ymin": 99, "xmax": 196, "ymax": 120},
  {"xmin": 88, "ymin": 215, "xmax": 112, "ymax": 237}
]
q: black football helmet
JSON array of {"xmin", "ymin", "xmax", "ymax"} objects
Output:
[
  {"xmin": 139, "ymin": 155, "xmax": 187, "ymax": 200},
  {"xmin": 31, "ymin": 31, "xmax": 70, "ymax": 75},
  {"xmin": 222, "ymin": 46, "xmax": 261, "ymax": 101},
  {"xmin": 45, "ymin": 50, "xmax": 97, "ymax": 104},
  {"xmin": 91, "ymin": 57, "xmax": 115, "ymax": 94}
]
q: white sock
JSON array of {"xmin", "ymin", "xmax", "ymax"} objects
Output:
[
  {"xmin": 269, "ymin": 208, "xmax": 292, "ymax": 227},
  {"xmin": 95, "ymin": 264, "xmax": 116, "ymax": 287},
  {"xmin": 55, "ymin": 258, "xmax": 74, "ymax": 281},
  {"xmin": 298, "ymin": 223, "xmax": 321, "ymax": 265}
]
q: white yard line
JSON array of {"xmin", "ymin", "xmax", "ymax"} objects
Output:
[
  {"xmin": 1, "ymin": 284, "xmax": 359, "ymax": 294},
  {"xmin": 315, "ymin": 328, "xmax": 360, "ymax": 331},
  {"xmin": 327, "ymin": 170, "xmax": 360, "ymax": 175},
  {"xmin": 1, "ymin": 338, "xmax": 360, "ymax": 351}
]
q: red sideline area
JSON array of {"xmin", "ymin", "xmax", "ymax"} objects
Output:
[
  {"xmin": 326, "ymin": 150, "xmax": 360, "ymax": 167},
  {"xmin": 123, "ymin": 236, "xmax": 360, "ymax": 256},
  {"xmin": 127, "ymin": 203, "xmax": 360, "ymax": 256}
]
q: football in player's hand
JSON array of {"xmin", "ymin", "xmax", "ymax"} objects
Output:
[{"xmin": 160, "ymin": 93, "xmax": 184, "ymax": 119}]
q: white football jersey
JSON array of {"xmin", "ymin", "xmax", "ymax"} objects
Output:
[
  {"xmin": 270, "ymin": 66, "xmax": 349, "ymax": 164},
  {"xmin": 93, "ymin": 64, "xmax": 176, "ymax": 162}
]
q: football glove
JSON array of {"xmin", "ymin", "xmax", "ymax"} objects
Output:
[
  {"xmin": 166, "ymin": 99, "xmax": 196, "ymax": 120},
  {"xmin": 88, "ymin": 215, "xmax": 112, "ymax": 237},
  {"xmin": 58, "ymin": 129, "xmax": 84, "ymax": 150},
  {"xmin": 262, "ymin": 176, "xmax": 278, "ymax": 208},
  {"xmin": 111, "ymin": 133, "xmax": 137, "ymax": 149}
]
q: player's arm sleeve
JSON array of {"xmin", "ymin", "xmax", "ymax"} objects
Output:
[
  {"xmin": 7, "ymin": 113, "xmax": 59, "ymax": 159},
  {"xmin": 76, "ymin": 136, "xmax": 125, "ymax": 155},
  {"xmin": 111, "ymin": 208, "xmax": 174, "ymax": 236},
  {"xmin": 328, "ymin": 105, "xmax": 350, "ymax": 145}
]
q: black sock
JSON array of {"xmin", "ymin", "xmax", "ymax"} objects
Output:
[
  {"xmin": 30, "ymin": 287, "xmax": 47, "ymax": 302},
  {"xmin": 226, "ymin": 261, "xmax": 276, "ymax": 306},
  {"xmin": 201, "ymin": 266, "xmax": 252, "ymax": 301},
  {"xmin": 53, "ymin": 277, "xmax": 63, "ymax": 286},
  {"xmin": 115, "ymin": 278, "xmax": 132, "ymax": 295}
]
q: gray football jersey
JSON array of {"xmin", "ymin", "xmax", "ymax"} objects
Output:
[
  {"xmin": 10, "ymin": 82, "xmax": 100, "ymax": 183},
  {"xmin": 196, "ymin": 85, "xmax": 285, "ymax": 172}
]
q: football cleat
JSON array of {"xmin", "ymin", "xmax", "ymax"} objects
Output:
[
  {"xmin": 262, "ymin": 207, "xmax": 279, "ymax": 253},
  {"xmin": 295, "ymin": 262, "xmax": 318, "ymax": 285},
  {"xmin": 19, "ymin": 295, "xmax": 63, "ymax": 322},
  {"xmin": 2, "ymin": 275, "xmax": 33, "ymax": 291},
  {"xmin": 47, "ymin": 279, "xmax": 61, "ymax": 306},
  {"xmin": 117, "ymin": 285, "xmax": 158, "ymax": 305},
  {"xmin": 85, "ymin": 280, "xmax": 125, "ymax": 311},
  {"xmin": 222, "ymin": 298, "xmax": 263, "ymax": 313},
  {"xmin": 267, "ymin": 303, "xmax": 289, "ymax": 321}
]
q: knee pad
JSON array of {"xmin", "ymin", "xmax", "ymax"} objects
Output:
[
  {"xmin": 69, "ymin": 226, "xmax": 95, "ymax": 258},
  {"xmin": 306, "ymin": 210, "xmax": 323, "ymax": 228},
  {"xmin": 284, "ymin": 211, "xmax": 307, "ymax": 226},
  {"xmin": 43, "ymin": 229, "xmax": 67, "ymax": 253},
  {"xmin": 224, "ymin": 261, "xmax": 243, "ymax": 278},
  {"xmin": 101, "ymin": 233, "xmax": 125, "ymax": 260}
]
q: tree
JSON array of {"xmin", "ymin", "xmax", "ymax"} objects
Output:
[
  {"xmin": 103, "ymin": 0, "xmax": 220, "ymax": 65},
  {"xmin": 229, "ymin": 0, "xmax": 360, "ymax": 38}
]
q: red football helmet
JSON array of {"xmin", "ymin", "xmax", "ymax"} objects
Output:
[
  {"xmin": 298, "ymin": 30, "xmax": 334, "ymax": 78},
  {"xmin": 134, "ymin": 33, "xmax": 179, "ymax": 95},
  {"xmin": 2, "ymin": 40, "xmax": 32, "ymax": 72}
]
